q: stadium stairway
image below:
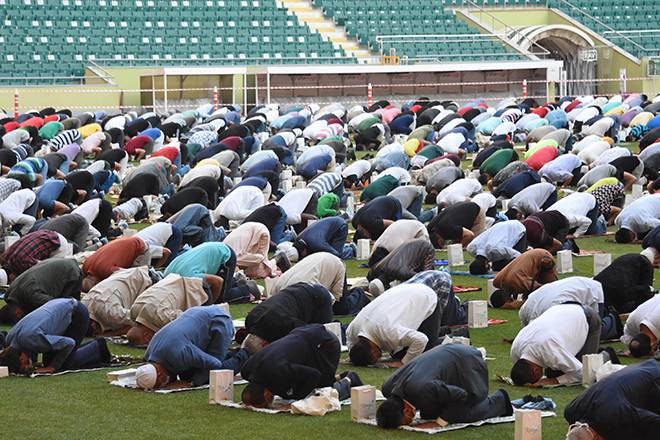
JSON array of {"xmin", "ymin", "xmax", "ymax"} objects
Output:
[{"xmin": 277, "ymin": 0, "xmax": 374, "ymax": 63}]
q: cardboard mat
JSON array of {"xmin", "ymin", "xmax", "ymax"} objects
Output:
[{"xmin": 356, "ymin": 411, "xmax": 556, "ymax": 434}]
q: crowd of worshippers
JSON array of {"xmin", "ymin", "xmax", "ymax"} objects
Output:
[{"xmin": 0, "ymin": 92, "xmax": 659, "ymax": 438}]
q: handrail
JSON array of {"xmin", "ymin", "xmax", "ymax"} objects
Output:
[
  {"xmin": 461, "ymin": 0, "xmax": 551, "ymax": 58},
  {"xmin": 86, "ymin": 59, "xmax": 116, "ymax": 84},
  {"xmin": 551, "ymin": 0, "xmax": 646, "ymax": 53}
]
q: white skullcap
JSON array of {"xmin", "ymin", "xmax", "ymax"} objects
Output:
[
  {"xmin": 565, "ymin": 423, "xmax": 596, "ymax": 440},
  {"xmin": 135, "ymin": 364, "xmax": 157, "ymax": 390},
  {"xmin": 0, "ymin": 269, "xmax": 7, "ymax": 285},
  {"xmin": 641, "ymin": 247, "xmax": 658, "ymax": 264},
  {"xmin": 276, "ymin": 242, "xmax": 299, "ymax": 263}
]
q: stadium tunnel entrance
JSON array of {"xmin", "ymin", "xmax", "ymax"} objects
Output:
[{"xmin": 511, "ymin": 25, "xmax": 597, "ymax": 96}]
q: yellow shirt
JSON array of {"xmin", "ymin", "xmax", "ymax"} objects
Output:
[
  {"xmin": 404, "ymin": 139, "xmax": 420, "ymax": 157},
  {"xmin": 78, "ymin": 123, "xmax": 102, "ymax": 139},
  {"xmin": 586, "ymin": 177, "xmax": 619, "ymax": 193},
  {"xmin": 196, "ymin": 158, "xmax": 220, "ymax": 169},
  {"xmin": 630, "ymin": 112, "xmax": 654, "ymax": 128}
]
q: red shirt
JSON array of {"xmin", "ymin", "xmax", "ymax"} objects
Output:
[
  {"xmin": 526, "ymin": 146, "xmax": 558, "ymax": 170},
  {"xmin": 44, "ymin": 114, "xmax": 60, "ymax": 123},
  {"xmin": 150, "ymin": 146, "xmax": 180, "ymax": 163},
  {"xmin": 531, "ymin": 107, "xmax": 549, "ymax": 118},
  {"xmin": 20, "ymin": 117, "xmax": 44, "ymax": 129},
  {"xmin": 82, "ymin": 237, "xmax": 146, "ymax": 280},
  {"xmin": 3, "ymin": 121, "xmax": 20, "ymax": 133}
]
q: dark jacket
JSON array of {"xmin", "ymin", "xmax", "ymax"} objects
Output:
[
  {"xmin": 297, "ymin": 216, "xmax": 348, "ymax": 258},
  {"xmin": 382, "ymin": 344, "xmax": 490, "ymax": 421},
  {"xmin": 245, "ymin": 283, "xmax": 333, "ymax": 342},
  {"xmin": 565, "ymin": 358, "xmax": 660, "ymax": 440},
  {"xmin": 367, "ymin": 239, "xmax": 434, "ymax": 285},
  {"xmin": 593, "ymin": 253, "xmax": 654, "ymax": 313},
  {"xmin": 240, "ymin": 324, "xmax": 339, "ymax": 400},
  {"xmin": 5, "ymin": 258, "xmax": 82, "ymax": 313}
]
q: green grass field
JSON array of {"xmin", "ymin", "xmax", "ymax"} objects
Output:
[{"xmin": 0, "ymin": 234, "xmax": 652, "ymax": 440}]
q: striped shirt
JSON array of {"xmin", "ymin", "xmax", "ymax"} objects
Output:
[
  {"xmin": 307, "ymin": 172, "xmax": 342, "ymax": 196},
  {"xmin": 48, "ymin": 129, "xmax": 82, "ymax": 152}
]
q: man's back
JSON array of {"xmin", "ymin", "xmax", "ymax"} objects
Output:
[
  {"xmin": 241, "ymin": 324, "xmax": 338, "ymax": 399},
  {"xmin": 565, "ymin": 358, "xmax": 660, "ymax": 440},
  {"xmin": 382, "ymin": 344, "xmax": 487, "ymax": 419}
]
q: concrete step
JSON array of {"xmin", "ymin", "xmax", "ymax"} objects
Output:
[{"xmin": 278, "ymin": 0, "xmax": 374, "ymax": 60}]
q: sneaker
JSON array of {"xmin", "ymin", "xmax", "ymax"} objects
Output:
[
  {"xmin": 345, "ymin": 371, "xmax": 363, "ymax": 387},
  {"xmin": 498, "ymin": 389, "xmax": 513, "ymax": 416},
  {"xmin": 599, "ymin": 346, "xmax": 621, "ymax": 365},
  {"xmin": 275, "ymin": 251, "xmax": 291, "ymax": 273},
  {"xmin": 368, "ymin": 278, "xmax": 385, "ymax": 297},
  {"xmin": 233, "ymin": 271, "xmax": 248, "ymax": 286},
  {"xmin": 96, "ymin": 337, "xmax": 112, "ymax": 364},
  {"xmin": 245, "ymin": 280, "xmax": 261, "ymax": 302}
]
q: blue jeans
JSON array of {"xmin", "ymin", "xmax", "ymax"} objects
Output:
[
  {"xmin": 271, "ymin": 206, "xmax": 294, "ymax": 243},
  {"xmin": 164, "ymin": 225, "xmax": 183, "ymax": 265}
]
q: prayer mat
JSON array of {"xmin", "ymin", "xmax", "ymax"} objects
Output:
[
  {"xmin": 340, "ymin": 358, "xmax": 402, "ymax": 369},
  {"xmin": 452, "ymin": 285, "xmax": 481, "ymax": 293},
  {"xmin": 356, "ymin": 411, "xmax": 556, "ymax": 434},
  {"xmin": 433, "ymin": 259, "xmax": 448, "ymax": 266},
  {"xmin": 450, "ymin": 319, "xmax": 508, "ymax": 329},
  {"xmin": 214, "ymin": 390, "xmax": 385, "ymax": 414},
  {"xmin": 28, "ymin": 355, "xmax": 141, "ymax": 378},
  {"xmin": 573, "ymin": 250, "xmax": 607, "ymax": 256},
  {"xmin": 110, "ymin": 372, "xmax": 248, "ymax": 393},
  {"xmin": 496, "ymin": 375, "xmax": 581, "ymax": 389},
  {"xmin": 450, "ymin": 271, "xmax": 495, "ymax": 279}
]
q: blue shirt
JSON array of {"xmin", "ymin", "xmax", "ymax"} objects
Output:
[
  {"xmin": 164, "ymin": 242, "xmax": 231, "ymax": 278},
  {"xmin": 144, "ymin": 306, "xmax": 245, "ymax": 385},
  {"xmin": 7, "ymin": 298, "xmax": 77, "ymax": 369},
  {"xmin": 493, "ymin": 170, "xmax": 541, "ymax": 198},
  {"xmin": 297, "ymin": 216, "xmax": 347, "ymax": 258},
  {"xmin": 297, "ymin": 154, "xmax": 332, "ymax": 179}
]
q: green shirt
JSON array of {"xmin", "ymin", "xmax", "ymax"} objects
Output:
[
  {"xmin": 360, "ymin": 175, "xmax": 399, "ymax": 202},
  {"xmin": 480, "ymin": 148, "xmax": 515, "ymax": 177},
  {"xmin": 317, "ymin": 193, "xmax": 340, "ymax": 218},
  {"xmin": 39, "ymin": 122, "xmax": 64, "ymax": 140}
]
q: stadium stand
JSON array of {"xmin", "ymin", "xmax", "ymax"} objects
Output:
[
  {"xmin": 313, "ymin": 0, "xmax": 527, "ymax": 61},
  {"xmin": 0, "ymin": 0, "xmax": 352, "ymax": 83}
]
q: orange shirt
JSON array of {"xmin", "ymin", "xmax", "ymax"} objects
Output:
[{"xmin": 83, "ymin": 237, "xmax": 146, "ymax": 280}]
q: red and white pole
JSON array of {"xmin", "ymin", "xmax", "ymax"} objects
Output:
[
  {"xmin": 213, "ymin": 86, "xmax": 219, "ymax": 112},
  {"xmin": 367, "ymin": 83, "xmax": 373, "ymax": 108},
  {"xmin": 522, "ymin": 79, "xmax": 528, "ymax": 99},
  {"xmin": 14, "ymin": 89, "xmax": 19, "ymax": 117}
]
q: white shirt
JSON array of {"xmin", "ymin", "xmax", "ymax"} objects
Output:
[
  {"xmin": 346, "ymin": 284, "xmax": 438, "ymax": 364},
  {"xmin": 437, "ymin": 131, "xmax": 465, "ymax": 154},
  {"xmin": 511, "ymin": 304, "xmax": 588, "ymax": 384},
  {"xmin": 539, "ymin": 154, "xmax": 582, "ymax": 184},
  {"xmin": 278, "ymin": 188, "xmax": 314, "ymax": 224},
  {"xmin": 546, "ymin": 192, "xmax": 597, "ymax": 237},
  {"xmin": 375, "ymin": 142, "xmax": 404, "ymax": 158},
  {"xmin": 136, "ymin": 223, "xmax": 173, "ymax": 247},
  {"xmin": 615, "ymin": 193, "xmax": 660, "ymax": 234},
  {"xmin": 571, "ymin": 135, "xmax": 602, "ymax": 154},
  {"xmin": 467, "ymin": 220, "xmax": 526, "ymax": 261},
  {"xmin": 436, "ymin": 178, "xmax": 482, "ymax": 206},
  {"xmin": 213, "ymin": 185, "xmax": 265, "ymax": 222},
  {"xmin": 379, "ymin": 167, "xmax": 411, "ymax": 184},
  {"xmin": 180, "ymin": 164, "xmax": 223, "ymax": 187},
  {"xmin": 592, "ymin": 147, "xmax": 631, "ymax": 168},
  {"xmin": 582, "ymin": 117, "xmax": 614, "ymax": 137},
  {"xmin": 104, "ymin": 115, "xmax": 127, "ymax": 131},
  {"xmin": 519, "ymin": 277, "xmax": 604, "ymax": 327},
  {"xmin": 372, "ymin": 219, "xmax": 429, "ymax": 252},
  {"xmin": 578, "ymin": 141, "xmax": 611, "ymax": 166},
  {"xmin": 621, "ymin": 294, "xmax": 660, "ymax": 345},
  {"xmin": 342, "ymin": 160, "xmax": 371, "ymax": 179},
  {"xmin": 510, "ymin": 182, "xmax": 557, "ymax": 215}
]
